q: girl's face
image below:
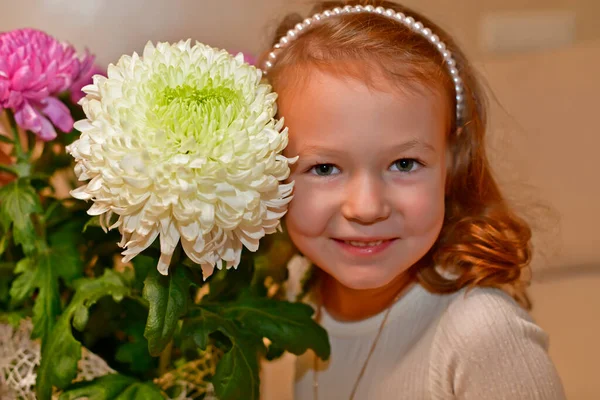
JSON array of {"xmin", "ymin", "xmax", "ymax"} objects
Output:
[{"xmin": 279, "ymin": 68, "xmax": 449, "ymax": 291}]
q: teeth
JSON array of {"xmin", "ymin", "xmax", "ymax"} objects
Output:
[{"xmin": 345, "ymin": 240, "xmax": 384, "ymax": 247}]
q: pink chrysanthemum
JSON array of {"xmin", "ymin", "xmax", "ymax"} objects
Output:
[{"xmin": 0, "ymin": 28, "xmax": 94, "ymax": 141}]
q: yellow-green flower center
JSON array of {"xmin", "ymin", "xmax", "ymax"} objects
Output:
[
  {"xmin": 160, "ymin": 84, "xmax": 238, "ymax": 110},
  {"xmin": 147, "ymin": 76, "xmax": 245, "ymax": 155}
]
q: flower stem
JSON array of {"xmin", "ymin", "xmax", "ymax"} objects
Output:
[
  {"xmin": 159, "ymin": 340, "xmax": 174, "ymax": 376},
  {"xmin": 5, "ymin": 109, "xmax": 31, "ymax": 177},
  {"xmin": 5, "ymin": 110, "xmax": 25, "ymax": 161}
]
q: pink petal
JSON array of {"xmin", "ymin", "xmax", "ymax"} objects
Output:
[
  {"xmin": 0, "ymin": 79, "xmax": 8, "ymax": 103},
  {"xmin": 41, "ymin": 97, "xmax": 73, "ymax": 133},
  {"xmin": 14, "ymin": 101, "xmax": 42, "ymax": 132},
  {"xmin": 36, "ymin": 114, "xmax": 58, "ymax": 141},
  {"xmin": 11, "ymin": 65, "xmax": 32, "ymax": 91}
]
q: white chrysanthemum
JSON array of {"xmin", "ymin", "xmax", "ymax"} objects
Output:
[{"xmin": 67, "ymin": 40, "xmax": 296, "ymax": 278}]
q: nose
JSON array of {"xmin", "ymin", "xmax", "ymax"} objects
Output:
[{"xmin": 341, "ymin": 173, "xmax": 391, "ymax": 224}]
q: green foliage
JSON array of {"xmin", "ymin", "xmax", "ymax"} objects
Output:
[
  {"xmin": 0, "ymin": 179, "xmax": 42, "ymax": 255},
  {"xmin": 182, "ymin": 292, "xmax": 330, "ymax": 400},
  {"xmin": 143, "ymin": 265, "xmax": 193, "ymax": 356},
  {"xmin": 59, "ymin": 374, "xmax": 164, "ymax": 400},
  {"xmin": 0, "ymin": 103, "xmax": 331, "ymax": 400},
  {"xmin": 36, "ymin": 270, "xmax": 130, "ymax": 400}
]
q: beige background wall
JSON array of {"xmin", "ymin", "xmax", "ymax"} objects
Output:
[{"xmin": 1, "ymin": 0, "xmax": 598, "ymax": 398}]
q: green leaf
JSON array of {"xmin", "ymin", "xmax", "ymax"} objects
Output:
[
  {"xmin": 37, "ymin": 315, "xmax": 82, "ymax": 399},
  {"xmin": 10, "ymin": 224, "xmax": 84, "ymax": 344},
  {"xmin": 204, "ymin": 259, "xmax": 254, "ymax": 302},
  {"xmin": 0, "ymin": 179, "xmax": 42, "ymax": 254},
  {"xmin": 0, "ymin": 231, "xmax": 9, "ymax": 256},
  {"xmin": 143, "ymin": 265, "xmax": 192, "ymax": 356},
  {"xmin": 31, "ymin": 250, "xmax": 61, "ymax": 346},
  {"xmin": 115, "ymin": 318, "xmax": 155, "ymax": 373},
  {"xmin": 130, "ymin": 255, "xmax": 155, "ymax": 292},
  {"xmin": 36, "ymin": 270, "xmax": 130, "ymax": 400},
  {"xmin": 59, "ymin": 374, "xmax": 164, "ymax": 400},
  {"xmin": 48, "ymin": 220, "xmax": 84, "ymax": 285},
  {"xmin": 265, "ymin": 342, "xmax": 285, "ymax": 361},
  {"xmin": 183, "ymin": 308, "xmax": 263, "ymax": 400},
  {"xmin": 9, "ymin": 258, "xmax": 37, "ymax": 305},
  {"xmin": 221, "ymin": 295, "xmax": 330, "ymax": 360}
]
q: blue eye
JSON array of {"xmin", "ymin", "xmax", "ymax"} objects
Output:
[
  {"xmin": 310, "ymin": 164, "xmax": 340, "ymax": 176},
  {"xmin": 391, "ymin": 159, "xmax": 420, "ymax": 173}
]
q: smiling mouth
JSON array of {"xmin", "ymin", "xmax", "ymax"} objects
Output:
[{"xmin": 341, "ymin": 240, "xmax": 386, "ymax": 247}]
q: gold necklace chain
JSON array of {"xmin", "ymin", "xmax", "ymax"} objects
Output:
[{"xmin": 312, "ymin": 289, "xmax": 405, "ymax": 400}]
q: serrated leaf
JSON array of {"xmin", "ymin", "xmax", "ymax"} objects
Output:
[
  {"xmin": 58, "ymin": 373, "xmax": 164, "ymax": 400},
  {"xmin": 143, "ymin": 265, "xmax": 192, "ymax": 356},
  {"xmin": 12, "ymin": 229, "xmax": 84, "ymax": 344},
  {"xmin": 183, "ymin": 309, "xmax": 262, "ymax": 400},
  {"xmin": 221, "ymin": 295, "xmax": 330, "ymax": 360},
  {"xmin": 9, "ymin": 257, "xmax": 37, "ymax": 305},
  {"xmin": 36, "ymin": 270, "xmax": 130, "ymax": 400},
  {"xmin": 0, "ymin": 179, "xmax": 42, "ymax": 254},
  {"xmin": 265, "ymin": 342, "xmax": 285, "ymax": 361},
  {"xmin": 31, "ymin": 250, "xmax": 61, "ymax": 346}
]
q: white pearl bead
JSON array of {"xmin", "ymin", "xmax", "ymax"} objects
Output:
[{"xmin": 265, "ymin": 6, "xmax": 465, "ymax": 127}]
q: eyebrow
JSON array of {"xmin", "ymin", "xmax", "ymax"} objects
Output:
[{"xmin": 297, "ymin": 139, "xmax": 437, "ymax": 158}]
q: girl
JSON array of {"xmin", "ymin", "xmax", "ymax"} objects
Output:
[{"xmin": 260, "ymin": 1, "xmax": 566, "ymax": 399}]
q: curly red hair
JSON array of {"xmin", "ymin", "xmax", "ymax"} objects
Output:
[{"xmin": 262, "ymin": 0, "xmax": 532, "ymax": 308}]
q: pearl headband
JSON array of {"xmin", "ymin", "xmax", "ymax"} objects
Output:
[{"xmin": 262, "ymin": 4, "xmax": 465, "ymax": 124}]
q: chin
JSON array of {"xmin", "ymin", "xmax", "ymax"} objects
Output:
[{"xmin": 331, "ymin": 267, "xmax": 398, "ymax": 291}]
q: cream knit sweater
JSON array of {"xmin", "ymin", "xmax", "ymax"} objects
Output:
[{"xmin": 261, "ymin": 284, "xmax": 566, "ymax": 400}]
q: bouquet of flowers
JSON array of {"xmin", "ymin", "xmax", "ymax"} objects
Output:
[{"xmin": 0, "ymin": 29, "xmax": 329, "ymax": 400}]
